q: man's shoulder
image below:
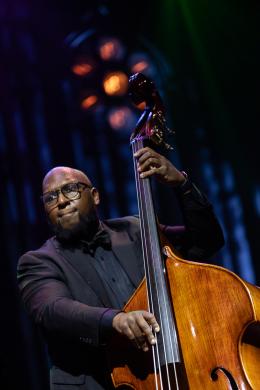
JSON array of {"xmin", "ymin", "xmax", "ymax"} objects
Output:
[
  {"xmin": 18, "ymin": 237, "xmax": 58, "ymax": 263},
  {"xmin": 103, "ymin": 215, "xmax": 140, "ymax": 231}
]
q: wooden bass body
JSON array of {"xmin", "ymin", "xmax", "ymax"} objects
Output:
[{"xmin": 110, "ymin": 247, "xmax": 260, "ymax": 389}]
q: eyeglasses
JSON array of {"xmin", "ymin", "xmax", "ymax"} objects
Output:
[{"xmin": 42, "ymin": 182, "xmax": 92, "ymax": 207}]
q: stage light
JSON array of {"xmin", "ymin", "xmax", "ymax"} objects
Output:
[
  {"xmin": 98, "ymin": 37, "xmax": 124, "ymax": 61},
  {"xmin": 128, "ymin": 52, "xmax": 155, "ymax": 78},
  {"xmin": 132, "ymin": 60, "xmax": 149, "ymax": 73},
  {"xmin": 71, "ymin": 58, "xmax": 93, "ymax": 76},
  {"xmin": 103, "ymin": 71, "xmax": 128, "ymax": 96},
  {"xmin": 81, "ymin": 95, "xmax": 98, "ymax": 110},
  {"xmin": 65, "ymin": 25, "xmax": 166, "ymax": 133},
  {"xmin": 107, "ymin": 106, "xmax": 136, "ymax": 131}
]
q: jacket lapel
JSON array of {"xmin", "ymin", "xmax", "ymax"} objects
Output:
[{"xmin": 51, "ymin": 238, "xmax": 112, "ymax": 307}]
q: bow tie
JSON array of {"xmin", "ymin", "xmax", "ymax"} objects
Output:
[{"xmin": 81, "ymin": 229, "xmax": 111, "ymax": 254}]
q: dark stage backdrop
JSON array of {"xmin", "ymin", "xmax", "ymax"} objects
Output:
[{"xmin": 0, "ymin": 1, "xmax": 259, "ymax": 389}]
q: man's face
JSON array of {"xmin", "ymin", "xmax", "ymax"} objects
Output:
[{"xmin": 42, "ymin": 168, "xmax": 100, "ymax": 237}]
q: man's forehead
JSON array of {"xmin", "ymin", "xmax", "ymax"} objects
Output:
[{"xmin": 42, "ymin": 167, "xmax": 90, "ymax": 191}]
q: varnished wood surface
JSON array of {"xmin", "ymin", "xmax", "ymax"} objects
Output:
[
  {"xmin": 165, "ymin": 246, "xmax": 260, "ymax": 389},
  {"xmin": 109, "ymin": 250, "xmax": 260, "ymax": 389}
]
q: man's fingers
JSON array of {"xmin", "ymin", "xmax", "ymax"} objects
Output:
[
  {"xmin": 142, "ymin": 312, "xmax": 160, "ymax": 333},
  {"xmin": 133, "ymin": 147, "xmax": 151, "ymax": 159},
  {"xmin": 135, "ymin": 312, "xmax": 160, "ymax": 348},
  {"xmin": 139, "ymin": 168, "xmax": 158, "ymax": 179},
  {"xmin": 137, "ymin": 157, "xmax": 160, "ymax": 172},
  {"xmin": 134, "ymin": 147, "xmax": 184, "ymax": 186},
  {"xmin": 134, "ymin": 148, "xmax": 160, "ymax": 164},
  {"xmin": 123, "ymin": 314, "xmax": 149, "ymax": 351},
  {"xmin": 139, "ymin": 165, "xmax": 165, "ymax": 179},
  {"xmin": 135, "ymin": 150, "xmax": 167, "ymax": 180},
  {"xmin": 112, "ymin": 311, "xmax": 160, "ymax": 352}
]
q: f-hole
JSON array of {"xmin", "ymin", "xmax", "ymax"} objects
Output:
[{"xmin": 211, "ymin": 367, "xmax": 239, "ymax": 390}]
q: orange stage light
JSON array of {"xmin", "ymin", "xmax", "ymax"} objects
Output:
[
  {"xmin": 131, "ymin": 60, "xmax": 149, "ymax": 73},
  {"xmin": 72, "ymin": 63, "xmax": 93, "ymax": 77},
  {"xmin": 98, "ymin": 37, "xmax": 124, "ymax": 61},
  {"xmin": 103, "ymin": 71, "xmax": 128, "ymax": 96},
  {"xmin": 108, "ymin": 107, "xmax": 134, "ymax": 130},
  {"xmin": 81, "ymin": 95, "xmax": 98, "ymax": 110}
]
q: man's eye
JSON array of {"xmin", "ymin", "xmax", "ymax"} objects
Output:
[
  {"xmin": 45, "ymin": 193, "xmax": 57, "ymax": 203},
  {"xmin": 63, "ymin": 184, "xmax": 78, "ymax": 194}
]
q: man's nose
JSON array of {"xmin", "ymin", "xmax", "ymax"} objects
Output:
[{"xmin": 57, "ymin": 192, "xmax": 70, "ymax": 207}]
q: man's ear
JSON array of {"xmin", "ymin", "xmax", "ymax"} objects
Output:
[{"xmin": 91, "ymin": 187, "xmax": 100, "ymax": 206}]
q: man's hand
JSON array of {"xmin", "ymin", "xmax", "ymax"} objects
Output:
[
  {"xmin": 112, "ymin": 310, "xmax": 160, "ymax": 352},
  {"xmin": 134, "ymin": 147, "xmax": 186, "ymax": 187}
]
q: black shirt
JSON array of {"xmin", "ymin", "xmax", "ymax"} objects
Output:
[{"xmin": 89, "ymin": 246, "xmax": 136, "ymax": 309}]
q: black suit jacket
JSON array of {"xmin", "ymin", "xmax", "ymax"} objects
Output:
[{"xmin": 17, "ymin": 207, "xmax": 224, "ymax": 388}]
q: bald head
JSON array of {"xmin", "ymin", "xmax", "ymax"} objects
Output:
[
  {"xmin": 42, "ymin": 166, "xmax": 93, "ymax": 193},
  {"xmin": 41, "ymin": 166, "xmax": 100, "ymax": 240}
]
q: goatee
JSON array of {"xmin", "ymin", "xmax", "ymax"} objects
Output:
[{"xmin": 52, "ymin": 209, "xmax": 100, "ymax": 242}]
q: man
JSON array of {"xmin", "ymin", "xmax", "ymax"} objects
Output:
[{"xmin": 17, "ymin": 147, "xmax": 224, "ymax": 389}]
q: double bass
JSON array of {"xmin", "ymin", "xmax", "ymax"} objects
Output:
[{"xmin": 108, "ymin": 73, "xmax": 260, "ymax": 389}]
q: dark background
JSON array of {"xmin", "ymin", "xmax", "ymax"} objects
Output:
[{"xmin": 0, "ymin": 1, "xmax": 259, "ymax": 388}]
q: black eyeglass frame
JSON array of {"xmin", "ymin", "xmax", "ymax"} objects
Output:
[{"xmin": 41, "ymin": 181, "xmax": 93, "ymax": 207}]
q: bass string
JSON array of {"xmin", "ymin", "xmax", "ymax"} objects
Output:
[
  {"xmin": 132, "ymin": 139, "xmax": 161, "ymax": 389},
  {"xmin": 133, "ymin": 142, "xmax": 163, "ymax": 390},
  {"xmin": 132, "ymin": 138, "xmax": 153, "ymax": 314},
  {"xmin": 141, "ymin": 164, "xmax": 180, "ymax": 390},
  {"xmin": 138, "ymin": 146, "xmax": 180, "ymax": 390},
  {"xmin": 132, "ymin": 138, "xmax": 180, "ymax": 389},
  {"xmin": 134, "ymin": 138, "xmax": 173, "ymax": 390},
  {"xmin": 143, "ymin": 161, "xmax": 181, "ymax": 389}
]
